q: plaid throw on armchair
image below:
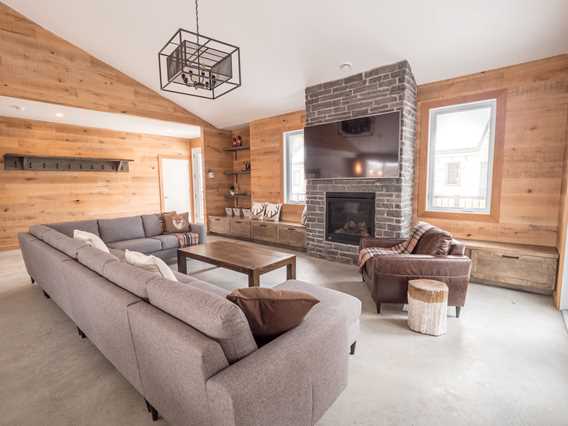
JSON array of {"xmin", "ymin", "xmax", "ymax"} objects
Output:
[
  {"xmin": 174, "ymin": 232, "xmax": 199, "ymax": 248},
  {"xmin": 357, "ymin": 222, "xmax": 434, "ymax": 271}
]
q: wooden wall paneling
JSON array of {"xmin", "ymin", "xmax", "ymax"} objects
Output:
[
  {"xmin": 0, "ymin": 3, "xmax": 211, "ymax": 128},
  {"xmin": 201, "ymin": 128, "xmax": 233, "ymax": 217},
  {"xmin": 0, "ymin": 117, "xmax": 191, "ymax": 250},
  {"xmin": 415, "ymin": 55, "xmax": 568, "ymax": 247},
  {"xmin": 249, "ymin": 110, "xmax": 305, "ymax": 223}
]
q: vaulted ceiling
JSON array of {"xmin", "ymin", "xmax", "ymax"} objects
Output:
[{"xmin": 4, "ymin": 0, "xmax": 568, "ymax": 129}]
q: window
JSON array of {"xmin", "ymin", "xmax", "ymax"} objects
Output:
[
  {"xmin": 446, "ymin": 162, "xmax": 461, "ymax": 185},
  {"xmin": 283, "ymin": 130, "xmax": 306, "ymax": 204},
  {"xmin": 425, "ymin": 97, "xmax": 499, "ymax": 215}
]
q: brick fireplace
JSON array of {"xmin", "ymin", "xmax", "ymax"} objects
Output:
[{"xmin": 304, "ymin": 60, "xmax": 417, "ymax": 263}]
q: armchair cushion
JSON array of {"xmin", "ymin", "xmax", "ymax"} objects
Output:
[
  {"xmin": 412, "ymin": 227, "xmax": 452, "ymax": 256},
  {"xmin": 371, "ymin": 254, "xmax": 471, "ymax": 278}
]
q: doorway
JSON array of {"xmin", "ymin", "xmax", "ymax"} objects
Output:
[
  {"xmin": 159, "ymin": 156, "xmax": 191, "ymax": 216},
  {"xmin": 192, "ymin": 148, "xmax": 205, "ymax": 223}
]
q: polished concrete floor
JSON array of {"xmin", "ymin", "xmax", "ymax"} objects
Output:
[{"xmin": 1, "ymin": 242, "xmax": 567, "ymax": 426}]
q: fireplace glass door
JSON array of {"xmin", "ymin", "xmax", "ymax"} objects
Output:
[{"xmin": 325, "ymin": 192, "xmax": 375, "ymax": 245}]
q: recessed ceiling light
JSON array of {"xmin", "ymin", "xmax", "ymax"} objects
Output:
[
  {"xmin": 339, "ymin": 62, "xmax": 352, "ymax": 71},
  {"xmin": 55, "ymin": 112, "xmax": 64, "ymax": 118}
]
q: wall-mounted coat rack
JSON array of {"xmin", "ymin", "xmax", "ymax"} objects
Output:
[{"xmin": 3, "ymin": 154, "xmax": 133, "ymax": 172}]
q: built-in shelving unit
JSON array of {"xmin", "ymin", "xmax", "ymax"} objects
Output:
[
  {"xmin": 224, "ymin": 170, "xmax": 251, "ymax": 176},
  {"xmin": 225, "ymin": 192, "xmax": 250, "ymax": 199}
]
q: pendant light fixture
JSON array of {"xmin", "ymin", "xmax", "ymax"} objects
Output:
[{"xmin": 158, "ymin": 0, "xmax": 241, "ymax": 99}]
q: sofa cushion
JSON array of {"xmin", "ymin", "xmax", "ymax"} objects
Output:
[
  {"xmin": 108, "ymin": 238, "xmax": 162, "ymax": 254},
  {"xmin": 48, "ymin": 220, "xmax": 100, "ymax": 238},
  {"xmin": 98, "ymin": 216, "xmax": 145, "ymax": 243},
  {"xmin": 152, "ymin": 234, "xmax": 179, "ymax": 250},
  {"xmin": 77, "ymin": 246, "xmax": 119, "ymax": 275},
  {"xmin": 73, "ymin": 229, "xmax": 111, "ymax": 253},
  {"xmin": 30, "ymin": 225, "xmax": 88, "ymax": 259},
  {"xmin": 102, "ymin": 261, "xmax": 158, "ymax": 299},
  {"xmin": 227, "ymin": 288, "xmax": 320, "ymax": 342},
  {"xmin": 141, "ymin": 214, "xmax": 162, "ymax": 237},
  {"xmin": 124, "ymin": 249, "xmax": 177, "ymax": 282},
  {"xmin": 163, "ymin": 212, "xmax": 190, "ymax": 233},
  {"xmin": 413, "ymin": 227, "xmax": 453, "ymax": 256},
  {"xmin": 148, "ymin": 278, "xmax": 257, "ymax": 363},
  {"xmin": 275, "ymin": 280, "xmax": 362, "ymax": 345},
  {"xmin": 174, "ymin": 273, "xmax": 230, "ymax": 298}
]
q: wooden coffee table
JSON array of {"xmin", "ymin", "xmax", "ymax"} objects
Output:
[{"xmin": 177, "ymin": 240, "xmax": 296, "ymax": 287}]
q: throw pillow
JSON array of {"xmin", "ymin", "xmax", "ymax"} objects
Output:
[
  {"xmin": 124, "ymin": 249, "xmax": 178, "ymax": 282},
  {"xmin": 163, "ymin": 212, "xmax": 190, "ymax": 233},
  {"xmin": 413, "ymin": 227, "xmax": 453, "ymax": 256},
  {"xmin": 227, "ymin": 288, "xmax": 319, "ymax": 342},
  {"xmin": 73, "ymin": 229, "xmax": 110, "ymax": 253},
  {"xmin": 251, "ymin": 202, "xmax": 266, "ymax": 220},
  {"xmin": 159, "ymin": 211, "xmax": 176, "ymax": 233},
  {"xmin": 264, "ymin": 202, "xmax": 282, "ymax": 222}
]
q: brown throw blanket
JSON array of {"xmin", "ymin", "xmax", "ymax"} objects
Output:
[
  {"xmin": 175, "ymin": 232, "xmax": 199, "ymax": 248},
  {"xmin": 357, "ymin": 222, "xmax": 434, "ymax": 271}
]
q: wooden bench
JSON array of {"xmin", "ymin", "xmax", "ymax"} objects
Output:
[{"xmin": 464, "ymin": 240, "xmax": 558, "ymax": 294}]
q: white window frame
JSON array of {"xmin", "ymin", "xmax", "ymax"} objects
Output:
[
  {"xmin": 426, "ymin": 99, "xmax": 497, "ymax": 215},
  {"xmin": 283, "ymin": 129, "xmax": 306, "ymax": 204}
]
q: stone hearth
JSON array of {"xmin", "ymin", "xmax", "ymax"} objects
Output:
[{"xmin": 304, "ymin": 60, "xmax": 417, "ymax": 264}]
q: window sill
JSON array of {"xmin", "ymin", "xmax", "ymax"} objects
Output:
[{"xmin": 419, "ymin": 209, "xmax": 498, "ymax": 223}]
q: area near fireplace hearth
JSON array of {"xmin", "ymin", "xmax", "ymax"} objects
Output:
[{"xmin": 304, "ymin": 60, "xmax": 417, "ymax": 263}]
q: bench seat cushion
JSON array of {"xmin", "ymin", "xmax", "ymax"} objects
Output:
[{"xmin": 108, "ymin": 238, "xmax": 162, "ymax": 254}]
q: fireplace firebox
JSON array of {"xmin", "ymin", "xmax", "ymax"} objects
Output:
[{"xmin": 325, "ymin": 192, "xmax": 375, "ymax": 245}]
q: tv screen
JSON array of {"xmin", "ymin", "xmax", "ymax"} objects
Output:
[{"xmin": 304, "ymin": 112, "xmax": 401, "ymax": 179}]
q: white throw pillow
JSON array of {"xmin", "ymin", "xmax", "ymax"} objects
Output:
[
  {"xmin": 73, "ymin": 229, "xmax": 110, "ymax": 253},
  {"xmin": 124, "ymin": 250, "xmax": 178, "ymax": 282},
  {"xmin": 251, "ymin": 201, "xmax": 266, "ymax": 219}
]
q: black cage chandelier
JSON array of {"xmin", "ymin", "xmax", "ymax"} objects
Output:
[{"xmin": 158, "ymin": 0, "xmax": 241, "ymax": 100}]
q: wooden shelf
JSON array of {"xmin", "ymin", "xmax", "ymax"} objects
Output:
[
  {"xmin": 225, "ymin": 192, "xmax": 250, "ymax": 199},
  {"xmin": 4, "ymin": 153, "xmax": 133, "ymax": 172},
  {"xmin": 224, "ymin": 170, "xmax": 251, "ymax": 176},
  {"xmin": 223, "ymin": 145, "xmax": 250, "ymax": 152}
]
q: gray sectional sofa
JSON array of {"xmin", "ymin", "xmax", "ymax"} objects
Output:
[
  {"xmin": 18, "ymin": 216, "xmax": 361, "ymax": 426},
  {"xmin": 47, "ymin": 213, "xmax": 207, "ymax": 264}
]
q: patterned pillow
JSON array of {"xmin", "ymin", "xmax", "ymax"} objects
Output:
[
  {"xmin": 264, "ymin": 203, "xmax": 282, "ymax": 222},
  {"xmin": 159, "ymin": 211, "xmax": 176, "ymax": 233},
  {"xmin": 163, "ymin": 212, "xmax": 190, "ymax": 233},
  {"xmin": 251, "ymin": 202, "xmax": 266, "ymax": 219}
]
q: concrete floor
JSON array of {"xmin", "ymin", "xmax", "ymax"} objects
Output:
[{"xmin": 1, "ymin": 242, "xmax": 567, "ymax": 426}]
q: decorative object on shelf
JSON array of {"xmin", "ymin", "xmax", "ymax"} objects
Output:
[
  {"xmin": 4, "ymin": 153, "xmax": 133, "ymax": 173},
  {"xmin": 241, "ymin": 161, "xmax": 251, "ymax": 172},
  {"xmin": 225, "ymin": 207, "xmax": 233, "ymax": 217},
  {"xmin": 158, "ymin": 0, "xmax": 241, "ymax": 100},
  {"xmin": 229, "ymin": 185, "xmax": 237, "ymax": 196},
  {"xmin": 242, "ymin": 208, "xmax": 252, "ymax": 219},
  {"xmin": 207, "ymin": 169, "xmax": 216, "ymax": 179},
  {"xmin": 232, "ymin": 208, "xmax": 241, "ymax": 217}
]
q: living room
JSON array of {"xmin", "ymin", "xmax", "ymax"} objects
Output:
[{"xmin": 1, "ymin": 1, "xmax": 568, "ymax": 425}]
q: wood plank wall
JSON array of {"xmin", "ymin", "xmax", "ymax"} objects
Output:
[
  {"xmin": 0, "ymin": 3, "xmax": 210, "ymax": 128},
  {"xmin": 0, "ymin": 117, "xmax": 191, "ymax": 251},
  {"xmin": 415, "ymin": 55, "xmax": 568, "ymax": 247},
  {"xmin": 249, "ymin": 111, "xmax": 306, "ymax": 223},
  {"xmin": 201, "ymin": 128, "xmax": 233, "ymax": 217}
]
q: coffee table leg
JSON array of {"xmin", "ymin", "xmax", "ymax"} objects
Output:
[
  {"xmin": 248, "ymin": 271, "xmax": 260, "ymax": 287},
  {"xmin": 177, "ymin": 252, "xmax": 187, "ymax": 274},
  {"xmin": 287, "ymin": 258, "xmax": 296, "ymax": 280}
]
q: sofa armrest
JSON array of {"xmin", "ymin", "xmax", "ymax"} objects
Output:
[
  {"xmin": 449, "ymin": 240, "xmax": 466, "ymax": 256},
  {"xmin": 190, "ymin": 222, "xmax": 207, "ymax": 244},
  {"xmin": 372, "ymin": 254, "xmax": 471, "ymax": 278},
  {"xmin": 206, "ymin": 310, "xmax": 348, "ymax": 426},
  {"xmin": 360, "ymin": 237, "xmax": 405, "ymax": 250}
]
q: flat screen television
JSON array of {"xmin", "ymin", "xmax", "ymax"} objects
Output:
[{"xmin": 304, "ymin": 111, "xmax": 401, "ymax": 179}]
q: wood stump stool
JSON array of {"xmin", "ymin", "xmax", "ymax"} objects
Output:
[{"xmin": 407, "ymin": 279, "xmax": 448, "ymax": 336}]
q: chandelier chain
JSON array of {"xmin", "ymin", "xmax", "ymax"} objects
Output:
[{"xmin": 195, "ymin": 0, "xmax": 199, "ymax": 35}]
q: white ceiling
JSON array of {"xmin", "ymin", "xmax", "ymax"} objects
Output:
[
  {"xmin": 4, "ymin": 0, "xmax": 568, "ymax": 129},
  {"xmin": 0, "ymin": 96, "xmax": 201, "ymax": 138}
]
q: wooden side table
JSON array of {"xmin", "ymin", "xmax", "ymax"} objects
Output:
[{"xmin": 407, "ymin": 279, "xmax": 448, "ymax": 336}]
